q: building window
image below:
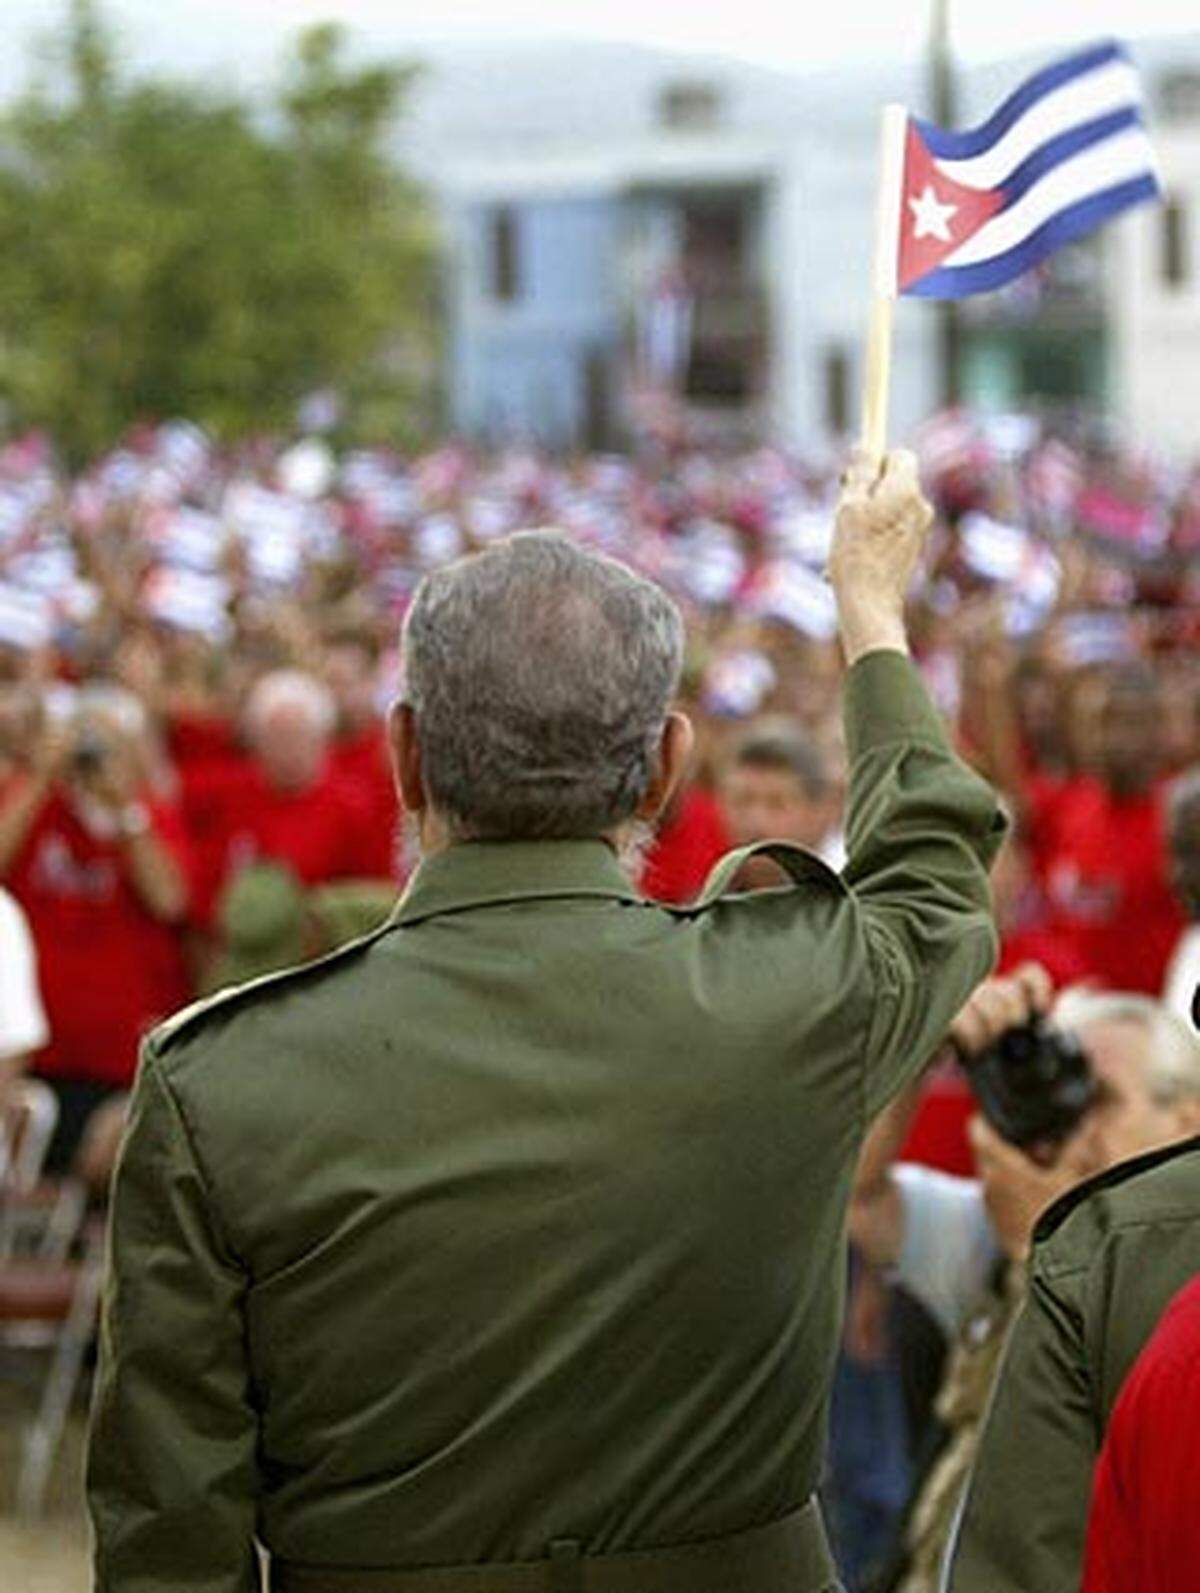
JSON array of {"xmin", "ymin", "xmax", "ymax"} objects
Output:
[
  {"xmin": 658, "ymin": 81, "xmax": 723, "ymax": 132},
  {"xmin": 1163, "ymin": 196, "xmax": 1189, "ymax": 291},
  {"xmin": 1159, "ymin": 71, "xmax": 1200, "ymax": 123},
  {"xmin": 488, "ymin": 208, "xmax": 520, "ymax": 302},
  {"xmin": 824, "ymin": 347, "xmax": 851, "ymax": 437}
]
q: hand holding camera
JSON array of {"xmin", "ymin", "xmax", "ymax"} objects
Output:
[
  {"xmin": 954, "ymin": 962, "xmax": 1096, "ymax": 1156},
  {"xmin": 968, "ymin": 1114, "xmax": 1096, "ymax": 1264},
  {"xmin": 948, "ymin": 963, "xmax": 1102, "ymax": 1261}
]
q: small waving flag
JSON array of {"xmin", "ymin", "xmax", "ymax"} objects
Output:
[{"xmin": 892, "ymin": 41, "xmax": 1161, "ymax": 299}]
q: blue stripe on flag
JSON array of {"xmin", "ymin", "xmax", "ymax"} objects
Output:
[
  {"xmin": 915, "ymin": 40, "xmax": 1126, "ymax": 161},
  {"xmin": 903, "ymin": 174, "xmax": 1160, "ymax": 299},
  {"xmin": 996, "ymin": 106, "xmax": 1145, "ymax": 209}
]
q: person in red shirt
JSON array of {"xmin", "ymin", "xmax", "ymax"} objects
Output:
[
  {"xmin": 323, "ymin": 629, "xmax": 403, "ymax": 882},
  {"xmin": 1031, "ymin": 665, "xmax": 1185, "ymax": 994},
  {"xmin": 0, "ymin": 690, "xmax": 191, "ymax": 1171},
  {"xmin": 640, "ymin": 783, "xmax": 730, "ymax": 904},
  {"xmin": 183, "ymin": 669, "xmax": 393, "ymax": 928},
  {"xmin": 1082, "ymin": 1274, "xmax": 1200, "ymax": 1593},
  {"xmin": 713, "ymin": 720, "xmax": 841, "ymax": 887}
]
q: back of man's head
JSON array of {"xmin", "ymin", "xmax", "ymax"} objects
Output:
[{"xmin": 401, "ymin": 530, "xmax": 684, "ymax": 841}]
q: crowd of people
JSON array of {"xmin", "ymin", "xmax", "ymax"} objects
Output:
[{"xmin": 1, "ymin": 408, "xmax": 1200, "ymax": 1584}]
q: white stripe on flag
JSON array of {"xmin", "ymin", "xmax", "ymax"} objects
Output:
[
  {"xmin": 942, "ymin": 126, "xmax": 1157, "ymax": 268},
  {"xmin": 935, "ymin": 59, "xmax": 1143, "ymax": 191}
]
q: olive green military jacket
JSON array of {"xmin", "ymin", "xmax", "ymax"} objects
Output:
[
  {"xmin": 947, "ymin": 1135, "xmax": 1200, "ymax": 1593},
  {"xmin": 87, "ymin": 652, "xmax": 1003, "ymax": 1593}
]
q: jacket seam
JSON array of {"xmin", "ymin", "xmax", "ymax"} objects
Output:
[{"xmin": 149, "ymin": 1049, "xmax": 252, "ymax": 1275}]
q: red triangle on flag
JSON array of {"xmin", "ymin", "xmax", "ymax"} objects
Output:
[{"xmin": 897, "ymin": 122, "xmax": 1005, "ymax": 293}]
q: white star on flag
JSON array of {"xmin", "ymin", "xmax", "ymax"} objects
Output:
[{"xmin": 908, "ymin": 184, "xmax": 958, "ymax": 243}]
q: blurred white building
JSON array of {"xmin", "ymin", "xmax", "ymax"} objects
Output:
[
  {"xmin": 1112, "ymin": 64, "xmax": 1200, "ymax": 455},
  {"xmin": 401, "ymin": 36, "xmax": 1200, "ymax": 451}
]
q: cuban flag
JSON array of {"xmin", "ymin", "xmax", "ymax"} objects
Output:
[{"xmin": 893, "ymin": 41, "xmax": 1161, "ymax": 299}]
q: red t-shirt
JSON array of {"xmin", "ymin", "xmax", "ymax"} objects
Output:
[
  {"xmin": 328, "ymin": 723, "xmax": 403, "ymax": 883},
  {"xmin": 997, "ymin": 925, "xmax": 1092, "ymax": 991},
  {"xmin": 640, "ymin": 787, "xmax": 731, "ymax": 905},
  {"xmin": 1029, "ymin": 777, "xmax": 1185, "ymax": 994},
  {"xmin": 1083, "ymin": 1276, "xmax": 1200, "ymax": 1593},
  {"xmin": 182, "ymin": 758, "xmax": 390, "ymax": 923},
  {"xmin": 0, "ymin": 780, "xmax": 192, "ymax": 1088}
]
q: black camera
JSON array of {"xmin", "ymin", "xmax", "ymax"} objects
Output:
[
  {"xmin": 71, "ymin": 728, "xmax": 109, "ymax": 777},
  {"xmin": 960, "ymin": 1018, "xmax": 1096, "ymax": 1150}
]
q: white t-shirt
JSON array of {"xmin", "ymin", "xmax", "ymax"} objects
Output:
[
  {"xmin": 0, "ymin": 887, "xmax": 48, "ymax": 1061},
  {"xmin": 892, "ymin": 1162, "xmax": 1000, "ymax": 1340}
]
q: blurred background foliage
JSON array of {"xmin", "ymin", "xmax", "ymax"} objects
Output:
[{"xmin": 0, "ymin": 0, "xmax": 439, "ymax": 463}]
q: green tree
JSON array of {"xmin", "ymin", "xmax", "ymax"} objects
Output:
[{"xmin": 0, "ymin": 0, "xmax": 438, "ymax": 461}]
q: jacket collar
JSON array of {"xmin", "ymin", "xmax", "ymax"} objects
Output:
[{"xmin": 391, "ymin": 838, "xmax": 643, "ymax": 927}]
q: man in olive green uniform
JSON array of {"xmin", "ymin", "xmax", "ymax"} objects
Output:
[
  {"xmin": 947, "ymin": 1134, "xmax": 1200, "ymax": 1591},
  {"xmin": 88, "ymin": 452, "xmax": 1003, "ymax": 1593}
]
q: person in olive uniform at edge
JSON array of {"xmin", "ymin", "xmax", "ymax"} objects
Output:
[
  {"xmin": 87, "ymin": 450, "xmax": 1005, "ymax": 1593},
  {"xmin": 945, "ymin": 1131, "xmax": 1200, "ymax": 1593}
]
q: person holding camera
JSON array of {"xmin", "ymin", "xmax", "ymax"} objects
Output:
[
  {"xmin": 850, "ymin": 967, "xmax": 1200, "ymax": 1593},
  {"xmin": 0, "ymin": 686, "xmax": 190, "ymax": 1174}
]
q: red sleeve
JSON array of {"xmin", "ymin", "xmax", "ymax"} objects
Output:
[{"xmin": 1082, "ymin": 1278, "xmax": 1200, "ymax": 1593}]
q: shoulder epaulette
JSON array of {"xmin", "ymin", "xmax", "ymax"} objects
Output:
[
  {"xmin": 694, "ymin": 840, "xmax": 847, "ymax": 908},
  {"xmin": 1033, "ymin": 1133, "xmax": 1200, "ymax": 1245},
  {"xmin": 148, "ymin": 911, "xmax": 400, "ymax": 1056}
]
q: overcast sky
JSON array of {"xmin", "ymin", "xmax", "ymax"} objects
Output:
[{"xmin": 0, "ymin": 0, "xmax": 1195, "ymax": 103}]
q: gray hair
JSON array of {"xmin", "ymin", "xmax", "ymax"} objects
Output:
[
  {"xmin": 245, "ymin": 670, "xmax": 336, "ymax": 740},
  {"xmin": 1054, "ymin": 989, "xmax": 1200, "ymax": 1106},
  {"xmin": 401, "ymin": 530, "xmax": 685, "ymax": 841}
]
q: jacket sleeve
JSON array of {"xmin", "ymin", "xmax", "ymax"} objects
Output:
[
  {"xmin": 840, "ymin": 651, "xmax": 1005, "ymax": 1118},
  {"xmin": 945, "ymin": 1262, "xmax": 1097, "ymax": 1592},
  {"xmin": 87, "ymin": 1040, "xmax": 260, "ymax": 1593}
]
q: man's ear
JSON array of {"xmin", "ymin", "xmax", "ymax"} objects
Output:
[
  {"xmin": 388, "ymin": 701, "xmax": 426, "ymax": 814},
  {"xmin": 635, "ymin": 712, "xmax": 695, "ymax": 824}
]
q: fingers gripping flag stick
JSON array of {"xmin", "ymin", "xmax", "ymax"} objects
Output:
[{"xmin": 861, "ymin": 40, "xmax": 1161, "ymax": 462}]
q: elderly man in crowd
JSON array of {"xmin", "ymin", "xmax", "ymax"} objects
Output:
[
  {"xmin": 850, "ymin": 972, "xmax": 1200, "ymax": 1592},
  {"xmin": 183, "ymin": 668, "xmax": 390, "ymax": 928},
  {"xmin": 88, "ymin": 452, "xmax": 1004, "ymax": 1593}
]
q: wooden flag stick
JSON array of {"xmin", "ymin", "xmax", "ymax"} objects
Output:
[{"xmin": 861, "ymin": 104, "xmax": 908, "ymax": 468}]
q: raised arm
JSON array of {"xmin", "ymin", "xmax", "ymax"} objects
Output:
[{"xmin": 828, "ymin": 452, "xmax": 1007, "ymax": 1117}]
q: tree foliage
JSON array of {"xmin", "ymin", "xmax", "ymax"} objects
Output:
[{"xmin": 0, "ymin": 1, "xmax": 438, "ymax": 461}]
